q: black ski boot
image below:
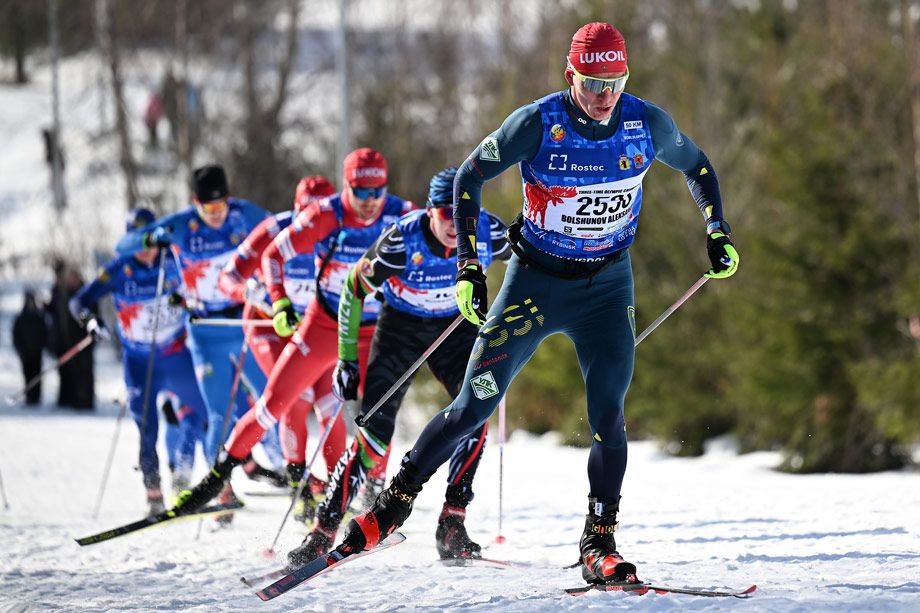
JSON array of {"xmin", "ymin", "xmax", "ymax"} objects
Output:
[
  {"xmin": 172, "ymin": 453, "xmax": 242, "ymax": 515},
  {"xmin": 287, "ymin": 522, "xmax": 338, "ymax": 567},
  {"xmin": 286, "ymin": 463, "xmax": 318, "ymax": 524},
  {"xmin": 435, "ymin": 504, "xmax": 482, "ymax": 559},
  {"xmin": 340, "ymin": 472, "xmax": 420, "ymax": 554},
  {"xmin": 579, "ymin": 497, "xmax": 637, "ymax": 583}
]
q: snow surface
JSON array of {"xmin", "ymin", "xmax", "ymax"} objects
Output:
[{"xmin": 2, "ymin": 279, "xmax": 920, "ymax": 612}]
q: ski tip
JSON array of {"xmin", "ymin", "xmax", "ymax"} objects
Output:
[{"xmin": 742, "ymin": 584, "xmax": 757, "ymax": 595}]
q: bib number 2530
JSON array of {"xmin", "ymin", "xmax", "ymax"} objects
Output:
[{"xmin": 575, "ymin": 193, "xmax": 633, "ymax": 217}]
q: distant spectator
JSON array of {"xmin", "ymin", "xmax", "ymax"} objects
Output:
[
  {"xmin": 12, "ymin": 289, "xmax": 47, "ymax": 406},
  {"xmin": 46, "ymin": 259, "xmax": 95, "ymax": 410},
  {"xmin": 144, "ymin": 91, "xmax": 164, "ymax": 148}
]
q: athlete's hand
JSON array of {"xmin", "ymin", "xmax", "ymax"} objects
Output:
[
  {"xmin": 332, "ymin": 359, "xmax": 360, "ymax": 401},
  {"xmin": 705, "ymin": 232, "xmax": 739, "ymax": 279},
  {"xmin": 144, "ymin": 226, "xmax": 173, "ymax": 248},
  {"xmin": 272, "ymin": 297, "xmax": 301, "ymax": 337},
  {"xmin": 85, "ymin": 317, "xmax": 111, "ymax": 341},
  {"xmin": 456, "ymin": 261, "xmax": 488, "ymax": 325}
]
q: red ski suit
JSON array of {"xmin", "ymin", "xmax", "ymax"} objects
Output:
[
  {"xmin": 224, "ymin": 193, "xmax": 413, "ymax": 470},
  {"xmin": 219, "ymin": 212, "xmax": 339, "ymax": 466}
]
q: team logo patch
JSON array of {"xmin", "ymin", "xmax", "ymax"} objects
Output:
[
  {"xmin": 411, "ymin": 251, "xmax": 424, "ymax": 265},
  {"xmin": 359, "ymin": 258, "xmax": 374, "ymax": 276},
  {"xmin": 619, "ymin": 155, "xmax": 631, "ymax": 170},
  {"xmin": 97, "ymin": 267, "xmax": 110, "ymax": 282},
  {"xmin": 624, "ymin": 120, "xmax": 643, "ymax": 130},
  {"xmin": 550, "ymin": 124, "xmax": 566, "ymax": 142},
  {"xmin": 480, "ymin": 137, "xmax": 500, "ymax": 162},
  {"xmin": 122, "ymin": 264, "xmax": 133, "ymax": 277},
  {"xmin": 633, "ymin": 153, "xmax": 645, "ymax": 169},
  {"xmin": 189, "ymin": 219, "xmax": 199, "ymax": 232},
  {"xmin": 470, "ymin": 371, "xmax": 499, "ymax": 400}
]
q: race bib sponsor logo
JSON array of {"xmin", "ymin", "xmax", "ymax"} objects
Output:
[
  {"xmin": 624, "ymin": 120, "xmax": 643, "ymax": 130},
  {"xmin": 470, "ymin": 371, "xmax": 499, "ymax": 400},
  {"xmin": 480, "ymin": 137, "xmax": 500, "ymax": 162}
]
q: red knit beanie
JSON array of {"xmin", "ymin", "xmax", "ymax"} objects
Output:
[
  {"xmin": 294, "ymin": 175, "xmax": 336, "ymax": 212},
  {"xmin": 568, "ymin": 22, "xmax": 627, "ymax": 75},
  {"xmin": 343, "ymin": 147, "xmax": 388, "ymax": 188}
]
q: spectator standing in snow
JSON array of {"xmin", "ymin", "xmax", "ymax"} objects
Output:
[{"xmin": 12, "ymin": 289, "xmax": 47, "ymax": 406}]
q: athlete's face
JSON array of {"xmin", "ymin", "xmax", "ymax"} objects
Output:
[
  {"xmin": 427, "ymin": 207, "xmax": 457, "ymax": 249},
  {"xmin": 134, "ymin": 246, "xmax": 159, "ymax": 265},
  {"xmin": 196, "ymin": 198, "xmax": 229, "ymax": 229},
  {"xmin": 347, "ymin": 184, "xmax": 387, "ymax": 221},
  {"xmin": 569, "ymin": 69, "xmax": 626, "ymax": 122}
]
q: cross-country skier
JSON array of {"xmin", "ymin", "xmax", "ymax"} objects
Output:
[
  {"xmin": 285, "ymin": 167, "xmax": 510, "ymax": 565},
  {"xmin": 70, "ymin": 207, "xmax": 208, "ymax": 514},
  {"xmin": 170, "ymin": 148, "xmax": 415, "ymax": 518},
  {"xmin": 116, "ymin": 165, "xmax": 272, "ymax": 515},
  {"xmin": 338, "ymin": 22, "xmax": 740, "ymax": 584},
  {"xmin": 218, "ymin": 174, "xmax": 340, "ymax": 517}
]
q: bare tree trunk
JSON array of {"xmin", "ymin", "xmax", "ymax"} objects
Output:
[
  {"xmin": 175, "ymin": 0, "xmax": 192, "ymax": 181},
  {"xmin": 269, "ymin": 0, "xmax": 302, "ymax": 124},
  {"xmin": 102, "ymin": 0, "xmax": 140, "ymax": 211},
  {"xmin": 903, "ymin": 0, "xmax": 920, "ymax": 229}
]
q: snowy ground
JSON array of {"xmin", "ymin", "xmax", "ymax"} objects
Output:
[{"xmin": 2, "ymin": 282, "xmax": 920, "ymax": 612}]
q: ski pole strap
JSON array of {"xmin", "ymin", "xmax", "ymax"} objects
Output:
[
  {"xmin": 355, "ymin": 313, "xmax": 466, "ymax": 427},
  {"xmin": 634, "ymin": 275, "xmax": 709, "ymax": 347}
]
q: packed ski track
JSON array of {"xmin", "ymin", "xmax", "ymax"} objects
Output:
[{"xmin": 2, "ymin": 280, "xmax": 920, "ymax": 612}]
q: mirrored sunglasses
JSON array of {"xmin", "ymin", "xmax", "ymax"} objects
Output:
[
  {"xmin": 197, "ymin": 199, "xmax": 228, "ymax": 214},
  {"xmin": 351, "ymin": 185, "xmax": 386, "ymax": 200},
  {"xmin": 570, "ymin": 64, "xmax": 629, "ymax": 95}
]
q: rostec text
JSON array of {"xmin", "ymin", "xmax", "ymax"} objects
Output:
[{"xmin": 570, "ymin": 163, "xmax": 605, "ymax": 172}]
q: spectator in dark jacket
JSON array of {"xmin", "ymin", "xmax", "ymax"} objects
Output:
[
  {"xmin": 12, "ymin": 289, "xmax": 47, "ymax": 406},
  {"xmin": 47, "ymin": 260, "xmax": 95, "ymax": 409}
]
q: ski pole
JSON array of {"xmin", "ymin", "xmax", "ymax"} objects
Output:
[
  {"xmin": 91, "ymin": 397, "xmax": 127, "ymax": 518},
  {"xmin": 137, "ymin": 249, "xmax": 169, "ymax": 461},
  {"xmin": 189, "ymin": 318, "xmax": 275, "ymax": 327},
  {"xmin": 264, "ymin": 401, "xmax": 345, "ymax": 557},
  {"xmin": 0, "ymin": 462, "xmax": 10, "ymax": 510},
  {"xmin": 634, "ymin": 275, "xmax": 709, "ymax": 347},
  {"xmin": 4, "ymin": 334, "xmax": 95, "ymax": 406},
  {"xmin": 356, "ymin": 314, "xmax": 465, "ymax": 427},
  {"xmin": 495, "ymin": 395, "xmax": 506, "ymax": 544}
]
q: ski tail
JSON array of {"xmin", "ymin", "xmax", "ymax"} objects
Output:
[{"xmin": 565, "ymin": 580, "xmax": 757, "ymax": 599}]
